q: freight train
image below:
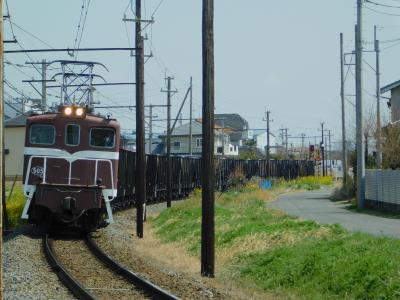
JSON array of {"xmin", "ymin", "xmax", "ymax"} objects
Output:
[{"xmin": 20, "ymin": 107, "xmax": 314, "ymax": 232}]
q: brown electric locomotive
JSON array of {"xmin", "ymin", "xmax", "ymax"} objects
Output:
[{"xmin": 21, "ymin": 105, "xmax": 120, "ymax": 231}]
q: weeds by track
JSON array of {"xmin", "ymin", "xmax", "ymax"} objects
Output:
[{"xmin": 43, "ymin": 233, "xmax": 180, "ymax": 300}]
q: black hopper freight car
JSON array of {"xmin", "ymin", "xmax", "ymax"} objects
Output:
[{"xmin": 112, "ymin": 149, "xmax": 314, "ymax": 210}]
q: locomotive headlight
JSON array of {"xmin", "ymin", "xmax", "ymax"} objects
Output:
[
  {"xmin": 64, "ymin": 106, "xmax": 73, "ymax": 116},
  {"xmin": 76, "ymin": 107, "xmax": 85, "ymax": 117}
]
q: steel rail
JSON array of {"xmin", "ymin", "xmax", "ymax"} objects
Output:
[
  {"xmin": 85, "ymin": 234, "xmax": 181, "ymax": 300},
  {"xmin": 43, "ymin": 234, "xmax": 97, "ymax": 300}
]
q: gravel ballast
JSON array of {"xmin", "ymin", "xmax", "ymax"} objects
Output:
[{"xmin": 3, "ymin": 227, "xmax": 75, "ymax": 300}]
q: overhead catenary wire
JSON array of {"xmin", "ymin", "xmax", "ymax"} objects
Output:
[{"xmin": 74, "ymin": 0, "xmax": 92, "ymax": 60}]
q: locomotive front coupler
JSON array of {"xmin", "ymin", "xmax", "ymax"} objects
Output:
[{"xmin": 63, "ymin": 196, "xmax": 77, "ymax": 211}]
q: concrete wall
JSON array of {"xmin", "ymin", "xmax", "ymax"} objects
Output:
[
  {"xmin": 366, "ymin": 169, "xmax": 400, "ymax": 205},
  {"xmin": 5, "ymin": 127, "xmax": 25, "ymax": 177}
]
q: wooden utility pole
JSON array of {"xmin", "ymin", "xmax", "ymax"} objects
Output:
[
  {"xmin": 340, "ymin": 33, "xmax": 348, "ymax": 187},
  {"xmin": 0, "ymin": 0, "xmax": 4, "ymax": 294},
  {"xmin": 374, "ymin": 25, "xmax": 382, "ymax": 168},
  {"xmin": 201, "ymin": 0, "xmax": 215, "ymax": 278},
  {"xmin": 189, "ymin": 77, "xmax": 193, "ymax": 155},
  {"xmin": 135, "ymin": 0, "xmax": 146, "ymax": 238},
  {"xmin": 149, "ymin": 104, "xmax": 153, "ymax": 154}
]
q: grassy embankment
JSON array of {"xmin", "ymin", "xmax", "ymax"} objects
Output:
[
  {"xmin": 150, "ymin": 176, "xmax": 400, "ymax": 299},
  {"xmin": 5, "ymin": 181, "xmax": 25, "ymax": 228}
]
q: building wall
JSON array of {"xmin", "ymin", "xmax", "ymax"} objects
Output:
[
  {"xmin": 391, "ymin": 87, "xmax": 400, "ymax": 122},
  {"xmin": 5, "ymin": 127, "xmax": 25, "ymax": 177},
  {"xmin": 166, "ymin": 134, "xmax": 235, "ymax": 156},
  {"xmin": 256, "ymin": 132, "xmax": 277, "ymax": 154}
]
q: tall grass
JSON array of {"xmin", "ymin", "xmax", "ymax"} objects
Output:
[
  {"xmin": 150, "ymin": 181, "xmax": 400, "ymax": 299},
  {"xmin": 6, "ymin": 182, "xmax": 26, "ymax": 227},
  {"xmin": 274, "ymin": 176, "xmax": 333, "ymax": 190}
]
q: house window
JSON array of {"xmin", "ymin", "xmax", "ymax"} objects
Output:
[
  {"xmin": 196, "ymin": 138, "xmax": 202, "ymax": 147},
  {"xmin": 230, "ymin": 146, "xmax": 233, "ymax": 152},
  {"xmin": 173, "ymin": 141, "xmax": 181, "ymax": 150}
]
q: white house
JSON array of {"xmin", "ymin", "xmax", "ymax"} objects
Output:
[{"xmin": 159, "ymin": 120, "xmax": 238, "ymax": 156}]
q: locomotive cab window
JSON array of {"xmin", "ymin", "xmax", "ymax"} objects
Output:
[
  {"xmin": 90, "ymin": 128, "xmax": 115, "ymax": 148},
  {"xmin": 65, "ymin": 124, "xmax": 80, "ymax": 146},
  {"xmin": 30, "ymin": 124, "xmax": 55, "ymax": 145}
]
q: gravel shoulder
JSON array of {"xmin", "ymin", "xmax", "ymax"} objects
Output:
[
  {"xmin": 269, "ymin": 188, "xmax": 400, "ymax": 238},
  {"xmin": 3, "ymin": 227, "xmax": 75, "ymax": 300}
]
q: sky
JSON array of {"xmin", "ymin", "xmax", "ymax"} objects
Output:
[{"xmin": 5, "ymin": 0, "xmax": 400, "ymax": 149}]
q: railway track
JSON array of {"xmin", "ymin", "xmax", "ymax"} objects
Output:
[{"xmin": 43, "ymin": 233, "xmax": 180, "ymax": 300}]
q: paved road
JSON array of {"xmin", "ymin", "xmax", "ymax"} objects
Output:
[{"xmin": 269, "ymin": 188, "xmax": 400, "ymax": 239}]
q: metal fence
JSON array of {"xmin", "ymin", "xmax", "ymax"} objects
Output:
[{"xmin": 365, "ymin": 169, "xmax": 400, "ymax": 212}]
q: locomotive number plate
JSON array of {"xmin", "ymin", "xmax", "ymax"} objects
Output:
[{"xmin": 31, "ymin": 166, "xmax": 44, "ymax": 177}]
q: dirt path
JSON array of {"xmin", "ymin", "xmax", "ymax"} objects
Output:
[{"xmin": 269, "ymin": 188, "xmax": 400, "ymax": 238}]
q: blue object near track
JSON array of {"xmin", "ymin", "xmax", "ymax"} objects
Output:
[{"xmin": 259, "ymin": 179, "xmax": 272, "ymax": 190}]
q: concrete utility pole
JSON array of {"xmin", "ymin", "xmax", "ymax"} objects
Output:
[
  {"xmin": 340, "ymin": 33, "xmax": 348, "ymax": 187},
  {"xmin": 162, "ymin": 76, "xmax": 174, "ymax": 208},
  {"xmin": 374, "ymin": 25, "xmax": 382, "ymax": 168},
  {"xmin": 285, "ymin": 128, "xmax": 289, "ymax": 159},
  {"xmin": 201, "ymin": 0, "xmax": 215, "ymax": 278},
  {"xmin": 301, "ymin": 133, "xmax": 306, "ymax": 160},
  {"xmin": 321, "ymin": 122, "xmax": 325, "ymax": 176},
  {"xmin": 356, "ymin": 0, "xmax": 366, "ymax": 207},
  {"xmin": 135, "ymin": 0, "xmax": 146, "ymax": 238},
  {"xmin": 279, "ymin": 128, "xmax": 287, "ymax": 158},
  {"xmin": 263, "ymin": 110, "xmax": 272, "ymax": 175},
  {"xmin": 189, "ymin": 77, "xmax": 193, "ymax": 155},
  {"xmin": 328, "ymin": 130, "xmax": 332, "ymax": 176},
  {"xmin": 41, "ymin": 59, "xmax": 47, "ymax": 111},
  {"xmin": 0, "ymin": 0, "xmax": 4, "ymax": 293},
  {"xmin": 263, "ymin": 110, "xmax": 271, "ymax": 162}
]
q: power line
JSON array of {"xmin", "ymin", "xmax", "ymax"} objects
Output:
[
  {"xmin": 151, "ymin": 0, "xmax": 164, "ymax": 17},
  {"xmin": 363, "ymin": 4, "xmax": 400, "ymax": 16},
  {"xmin": 9, "ymin": 21, "xmax": 54, "ymax": 49},
  {"xmin": 365, "ymin": 0, "xmax": 400, "ymax": 9}
]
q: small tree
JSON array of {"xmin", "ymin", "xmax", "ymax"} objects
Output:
[{"xmin": 382, "ymin": 125, "xmax": 400, "ymax": 169}]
